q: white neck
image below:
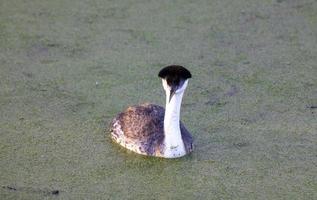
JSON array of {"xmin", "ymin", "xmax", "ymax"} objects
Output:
[{"xmin": 163, "ymin": 90, "xmax": 186, "ymax": 158}]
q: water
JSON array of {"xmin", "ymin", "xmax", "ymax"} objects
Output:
[{"xmin": 1, "ymin": 0, "xmax": 316, "ymax": 199}]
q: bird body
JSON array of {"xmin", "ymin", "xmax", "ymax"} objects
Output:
[{"xmin": 110, "ymin": 65, "xmax": 193, "ymax": 158}]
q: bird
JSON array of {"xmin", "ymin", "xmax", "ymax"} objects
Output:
[{"xmin": 109, "ymin": 65, "xmax": 193, "ymax": 158}]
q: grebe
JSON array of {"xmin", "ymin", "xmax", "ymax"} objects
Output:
[{"xmin": 109, "ymin": 65, "xmax": 193, "ymax": 158}]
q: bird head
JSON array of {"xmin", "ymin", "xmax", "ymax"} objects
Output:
[{"xmin": 158, "ymin": 65, "xmax": 192, "ymax": 102}]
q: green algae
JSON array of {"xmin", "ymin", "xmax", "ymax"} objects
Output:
[{"xmin": 1, "ymin": 0, "xmax": 317, "ymax": 199}]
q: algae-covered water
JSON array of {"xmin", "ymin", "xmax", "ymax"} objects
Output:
[{"xmin": 1, "ymin": 0, "xmax": 316, "ymax": 199}]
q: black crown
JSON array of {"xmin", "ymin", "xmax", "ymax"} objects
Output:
[{"xmin": 158, "ymin": 65, "xmax": 192, "ymax": 79}]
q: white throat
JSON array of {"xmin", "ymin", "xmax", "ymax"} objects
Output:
[{"xmin": 162, "ymin": 80, "xmax": 188, "ymax": 158}]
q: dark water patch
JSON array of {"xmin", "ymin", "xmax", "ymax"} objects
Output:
[
  {"xmin": 46, "ymin": 43, "xmax": 60, "ymax": 48},
  {"xmin": 22, "ymin": 71, "xmax": 33, "ymax": 78},
  {"xmin": 307, "ymin": 105, "xmax": 317, "ymax": 114},
  {"xmin": 240, "ymin": 11, "xmax": 269, "ymax": 23},
  {"xmin": 204, "ymin": 97, "xmax": 220, "ymax": 106},
  {"xmin": 205, "ymin": 99, "xmax": 228, "ymax": 107},
  {"xmin": 68, "ymin": 101, "xmax": 96, "ymax": 113},
  {"xmin": 31, "ymin": 8, "xmax": 54, "ymax": 18},
  {"xmin": 113, "ymin": 28, "xmax": 156, "ymax": 45},
  {"xmin": 3, "ymin": 186, "xmax": 17, "ymax": 191},
  {"xmin": 233, "ymin": 142, "xmax": 250, "ymax": 149},
  {"xmin": 204, "ymin": 92, "xmax": 227, "ymax": 107},
  {"xmin": 240, "ymin": 118, "xmax": 256, "ymax": 125},
  {"xmin": 23, "ymin": 78, "xmax": 95, "ymax": 118},
  {"xmin": 306, "ymin": 105, "xmax": 317, "ymax": 109},
  {"xmin": 87, "ymin": 65, "xmax": 120, "ymax": 77},
  {"xmin": 26, "ymin": 81, "xmax": 66, "ymax": 94},
  {"xmin": 27, "ymin": 43, "xmax": 50, "ymax": 60},
  {"xmin": 242, "ymin": 60, "xmax": 250, "ymax": 65},
  {"xmin": 183, "ymin": 102, "xmax": 196, "ymax": 107},
  {"xmin": 63, "ymin": 44, "xmax": 86, "ymax": 58},
  {"xmin": 225, "ymin": 85, "xmax": 239, "ymax": 97},
  {"xmin": 77, "ymin": 6, "xmax": 129, "ymax": 24},
  {"xmin": 102, "ymin": 7, "xmax": 129, "ymax": 19},
  {"xmin": 292, "ymin": 1, "xmax": 314, "ymax": 10},
  {"xmin": 2, "ymin": 185, "xmax": 60, "ymax": 196},
  {"xmin": 40, "ymin": 59, "xmax": 58, "ymax": 64},
  {"xmin": 240, "ymin": 112, "xmax": 266, "ymax": 125},
  {"xmin": 27, "ymin": 39, "xmax": 85, "ymax": 61},
  {"xmin": 82, "ymin": 13, "xmax": 99, "ymax": 24},
  {"xmin": 26, "ymin": 42, "xmax": 61, "ymax": 63},
  {"xmin": 204, "ymin": 85, "xmax": 239, "ymax": 106},
  {"xmin": 214, "ymin": 60, "xmax": 225, "ymax": 67}
]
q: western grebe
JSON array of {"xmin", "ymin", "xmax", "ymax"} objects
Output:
[{"xmin": 110, "ymin": 65, "xmax": 193, "ymax": 158}]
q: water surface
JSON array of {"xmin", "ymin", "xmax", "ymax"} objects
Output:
[{"xmin": 0, "ymin": 0, "xmax": 316, "ymax": 199}]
